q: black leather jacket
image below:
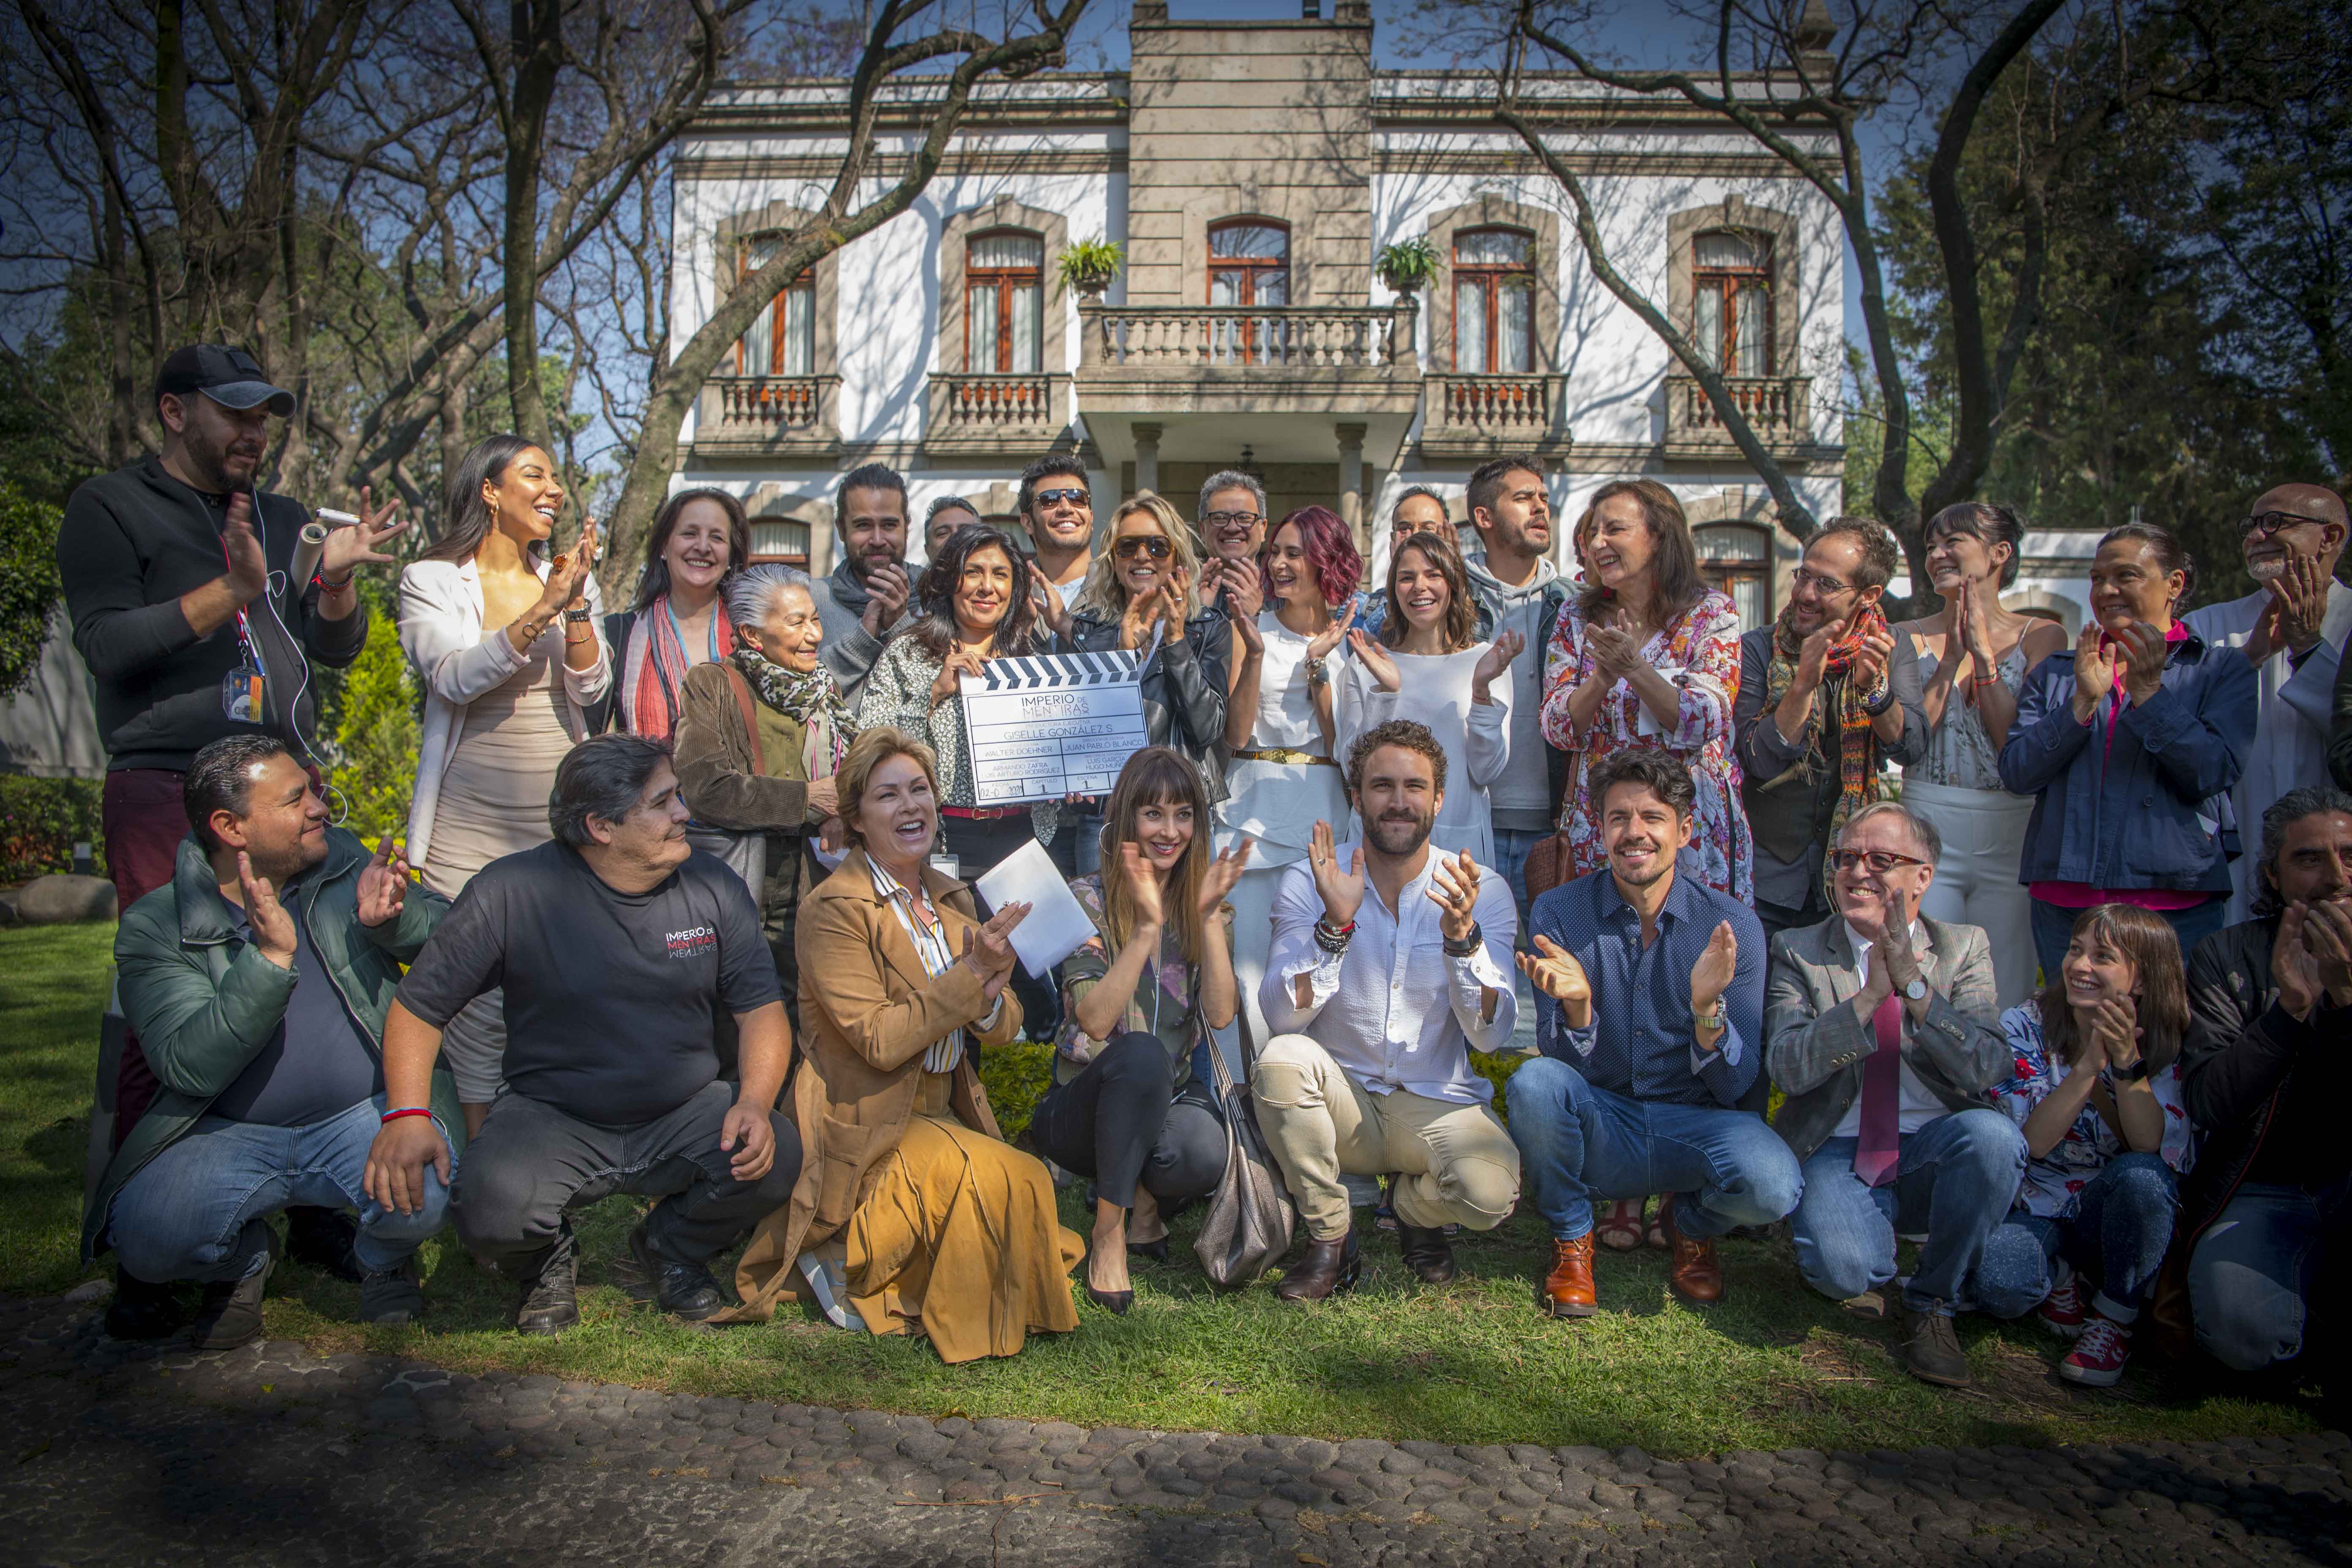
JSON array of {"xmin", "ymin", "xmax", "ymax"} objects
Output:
[{"xmin": 1061, "ymin": 606, "xmax": 1232, "ymax": 804}]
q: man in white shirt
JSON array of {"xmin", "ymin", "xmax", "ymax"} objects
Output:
[
  {"xmin": 1255, "ymin": 719, "xmax": 1522, "ymax": 1302},
  {"xmin": 1763, "ymin": 802, "xmax": 2019, "ymax": 1391},
  {"xmin": 2182, "ymin": 481, "xmax": 2352, "ymax": 923}
]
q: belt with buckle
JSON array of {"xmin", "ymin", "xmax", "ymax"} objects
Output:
[{"xmin": 1231, "ymin": 747, "xmax": 1336, "ymax": 768}]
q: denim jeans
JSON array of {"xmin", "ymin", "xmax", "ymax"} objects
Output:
[
  {"xmin": 1503, "ymin": 1055, "xmax": 1802, "ymax": 1242},
  {"xmin": 1990, "ymin": 1152, "xmax": 2180, "ymax": 1323},
  {"xmin": 2188, "ymin": 1176, "xmax": 2351, "ymax": 1372},
  {"xmin": 106, "ymin": 1094, "xmax": 452, "ymax": 1283},
  {"xmin": 1491, "ymin": 827, "xmax": 1549, "ymax": 937},
  {"xmin": 450, "ymin": 1081, "xmax": 800, "ymax": 1271},
  {"xmin": 2030, "ymin": 897, "xmax": 2227, "ymax": 991},
  {"xmin": 1789, "ymin": 1108, "xmax": 2030, "ymax": 1316}
]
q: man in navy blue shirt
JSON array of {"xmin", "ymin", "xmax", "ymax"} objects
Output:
[{"xmin": 1508, "ymin": 751, "xmax": 1797, "ymax": 1317}]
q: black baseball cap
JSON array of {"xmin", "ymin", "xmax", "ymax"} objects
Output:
[{"xmin": 154, "ymin": 344, "xmax": 295, "ymax": 417}]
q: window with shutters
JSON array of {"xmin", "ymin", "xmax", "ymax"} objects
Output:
[
  {"xmin": 965, "ymin": 229, "xmax": 1043, "ymax": 374},
  {"xmin": 1452, "ymin": 227, "xmax": 1535, "ymax": 374}
]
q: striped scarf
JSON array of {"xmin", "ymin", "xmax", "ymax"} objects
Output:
[
  {"xmin": 1759, "ymin": 604, "xmax": 1891, "ymax": 878},
  {"xmin": 621, "ymin": 599, "xmax": 734, "ymax": 741}
]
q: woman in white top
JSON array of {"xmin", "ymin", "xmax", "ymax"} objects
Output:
[
  {"xmin": 1892, "ymin": 502, "xmax": 2067, "ymax": 1008},
  {"xmin": 1337, "ymin": 529, "xmax": 1520, "ymax": 867},
  {"xmin": 397, "ymin": 434, "xmax": 609, "ymax": 1133},
  {"xmin": 1218, "ymin": 505, "xmax": 1360, "ymax": 1051}
]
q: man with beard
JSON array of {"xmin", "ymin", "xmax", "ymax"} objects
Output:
[
  {"xmin": 367, "ymin": 734, "xmax": 801, "ymax": 1334},
  {"xmin": 1508, "ymin": 751, "xmax": 1793, "ymax": 1316},
  {"xmin": 2183, "ymin": 483, "xmax": 2352, "ymax": 923},
  {"xmin": 57, "ymin": 343, "xmax": 408, "ymax": 1289},
  {"xmin": 807, "ymin": 463, "xmax": 917, "ymax": 707},
  {"xmin": 1734, "ymin": 518, "xmax": 1927, "ymax": 941},
  {"xmin": 1460, "ymin": 457, "xmax": 1568, "ymax": 919},
  {"xmin": 1015, "ymin": 452, "xmax": 1095, "ymax": 640},
  {"xmin": 1194, "ymin": 468, "xmax": 1270, "ymax": 629},
  {"xmin": 1255, "ymin": 720, "xmax": 1522, "ymax": 1301},
  {"xmin": 2176, "ymin": 785, "xmax": 2352, "ymax": 1392}
]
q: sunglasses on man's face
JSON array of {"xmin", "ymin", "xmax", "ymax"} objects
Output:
[
  {"xmin": 1034, "ymin": 487, "xmax": 1090, "ymax": 509},
  {"xmin": 1828, "ymin": 849, "xmax": 1928, "ymax": 874},
  {"xmin": 2240, "ymin": 510, "xmax": 2330, "ymax": 539},
  {"xmin": 1113, "ymin": 535, "xmax": 1172, "ymax": 561}
]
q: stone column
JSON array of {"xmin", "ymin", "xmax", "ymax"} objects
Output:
[
  {"xmin": 1336, "ymin": 422, "xmax": 1367, "ymax": 549},
  {"xmin": 1132, "ymin": 422, "xmax": 1163, "ymax": 497}
]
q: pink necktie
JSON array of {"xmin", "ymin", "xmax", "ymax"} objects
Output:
[{"xmin": 1854, "ymin": 993, "xmax": 1903, "ymax": 1188}]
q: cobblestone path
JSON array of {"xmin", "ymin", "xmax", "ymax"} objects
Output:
[{"xmin": 4, "ymin": 1289, "xmax": 2345, "ymax": 1566}]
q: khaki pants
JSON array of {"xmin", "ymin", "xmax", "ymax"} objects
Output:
[{"xmin": 1252, "ymin": 1034, "xmax": 1521, "ymax": 1241}]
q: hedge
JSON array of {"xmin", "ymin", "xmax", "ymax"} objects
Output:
[{"xmin": 0, "ymin": 774, "xmax": 104, "ymax": 882}]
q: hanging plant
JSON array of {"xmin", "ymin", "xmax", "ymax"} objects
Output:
[
  {"xmin": 1375, "ymin": 237, "xmax": 1438, "ymax": 297},
  {"xmin": 1058, "ymin": 237, "xmax": 1124, "ymax": 295}
]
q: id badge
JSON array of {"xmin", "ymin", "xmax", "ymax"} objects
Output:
[{"xmin": 220, "ymin": 660, "xmax": 269, "ymax": 724}]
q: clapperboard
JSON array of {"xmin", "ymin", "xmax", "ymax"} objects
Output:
[{"xmin": 961, "ymin": 649, "xmax": 1152, "ymax": 806}]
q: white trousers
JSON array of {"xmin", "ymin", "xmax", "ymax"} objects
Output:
[{"xmin": 1903, "ymin": 777, "xmax": 2041, "ymax": 1009}]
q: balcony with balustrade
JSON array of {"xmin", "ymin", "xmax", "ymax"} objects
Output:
[
  {"xmin": 921, "ymin": 370, "xmax": 1073, "ymax": 457},
  {"xmin": 1416, "ymin": 372, "xmax": 1571, "ymax": 463},
  {"xmin": 1074, "ymin": 299, "xmax": 1423, "ymax": 417},
  {"xmin": 691, "ymin": 374, "xmax": 843, "ymax": 456},
  {"xmin": 1661, "ymin": 373, "xmax": 1819, "ymax": 461}
]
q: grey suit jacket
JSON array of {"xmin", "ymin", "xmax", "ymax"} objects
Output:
[{"xmin": 1765, "ymin": 914, "xmax": 2009, "ymax": 1162}]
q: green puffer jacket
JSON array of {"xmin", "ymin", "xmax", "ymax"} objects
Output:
[{"xmin": 82, "ymin": 828, "xmax": 461, "ymax": 1262}]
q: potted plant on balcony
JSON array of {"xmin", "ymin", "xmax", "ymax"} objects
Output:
[
  {"xmin": 1374, "ymin": 237, "xmax": 1437, "ymax": 299},
  {"xmin": 1058, "ymin": 237, "xmax": 1124, "ymax": 300}
]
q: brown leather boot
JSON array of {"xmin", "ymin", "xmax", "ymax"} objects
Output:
[
  {"xmin": 1659, "ymin": 1195, "xmax": 1724, "ymax": 1306},
  {"xmin": 1275, "ymin": 1229, "xmax": 1361, "ymax": 1304},
  {"xmin": 1538, "ymin": 1235, "xmax": 1597, "ymax": 1318},
  {"xmin": 1396, "ymin": 1222, "xmax": 1457, "ymax": 1285}
]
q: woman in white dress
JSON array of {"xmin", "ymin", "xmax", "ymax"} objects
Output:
[
  {"xmin": 1336, "ymin": 529, "xmax": 1521, "ymax": 867},
  {"xmin": 1218, "ymin": 506, "xmax": 1360, "ymax": 1051}
]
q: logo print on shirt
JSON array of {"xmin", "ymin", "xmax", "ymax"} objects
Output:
[{"xmin": 666, "ymin": 925, "xmax": 717, "ymax": 960}]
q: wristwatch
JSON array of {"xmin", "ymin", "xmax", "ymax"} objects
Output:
[
  {"xmin": 1443, "ymin": 922, "xmax": 1482, "ymax": 958},
  {"xmin": 1902, "ymin": 977, "xmax": 1928, "ymax": 1002},
  {"xmin": 563, "ymin": 607, "xmax": 592, "ymax": 624},
  {"xmin": 1695, "ymin": 996, "xmax": 1727, "ymax": 1031},
  {"xmin": 2108, "ymin": 1055, "xmax": 2151, "ymax": 1083}
]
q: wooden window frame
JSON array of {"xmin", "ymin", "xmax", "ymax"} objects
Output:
[
  {"xmin": 1691, "ymin": 230, "xmax": 1773, "ymax": 378},
  {"xmin": 963, "ymin": 228, "xmax": 1043, "ymax": 376},
  {"xmin": 1451, "ymin": 227, "xmax": 1535, "ymax": 375},
  {"xmin": 733, "ymin": 236, "xmax": 815, "ymax": 376}
]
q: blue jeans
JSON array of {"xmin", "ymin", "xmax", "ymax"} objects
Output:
[
  {"xmin": 2189, "ymin": 1177, "xmax": 2351, "ymax": 1372},
  {"xmin": 1492, "ymin": 827, "xmax": 1549, "ymax": 937},
  {"xmin": 1504, "ymin": 1056, "xmax": 1802, "ymax": 1241},
  {"xmin": 2030, "ymin": 896, "xmax": 2227, "ymax": 991},
  {"xmin": 1990, "ymin": 1152, "xmax": 2180, "ymax": 1323},
  {"xmin": 106, "ymin": 1095, "xmax": 452, "ymax": 1283},
  {"xmin": 1790, "ymin": 1108, "xmax": 2029, "ymax": 1316}
]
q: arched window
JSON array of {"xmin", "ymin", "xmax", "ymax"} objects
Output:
[
  {"xmin": 1692, "ymin": 230, "xmax": 1771, "ymax": 378},
  {"xmin": 1452, "ymin": 227, "xmax": 1534, "ymax": 374},
  {"xmin": 1695, "ymin": 522, "xmax": 1772, "ymax": 631},
  {"xmin": 736, "ymin": 234, "xmax": 814, "ymax": 377},
  {"xmin": 965, "ymin": 229, "xmax": 1043, "ymax": 375},
  {"xmin": 1208, "ymin": 220, "xmax": 1289, "ymax": 364}
]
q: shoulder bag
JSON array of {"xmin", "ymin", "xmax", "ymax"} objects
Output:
[{"xmin": 1192, "ymin": 1025, "xmax": 1298, "ymax": 1288}]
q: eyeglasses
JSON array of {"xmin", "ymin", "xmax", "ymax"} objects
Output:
[
  {"xmin": 1202, "ymin": 510, "xmax": 1263, "ymax": 528},
  {"xmin": 2240, "ymin": 510, "xmax": 2329, "ymax": 539},
  {"xmin": 1828, "ymin": 849, "xmax": 1929, "ymax": 874},
  {"xmin": 1033, "ymin": 487, "xmax": 1090, "ymax": 509},
  {"xmin": 1113, "ymin": 535, "xmax": 1172, "ymax": 561},
  {"xmin": 1791, "ymin": 566, "xmax": 1856, "ymax": 597}
]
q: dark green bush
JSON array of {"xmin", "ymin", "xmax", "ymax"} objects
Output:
[{"xmin": 0, "ymin": 774, "xmax": 105, "ymax": 882}]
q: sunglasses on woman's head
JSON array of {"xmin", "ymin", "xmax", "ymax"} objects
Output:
[{"xmin": 1113, "ymin": 535, "xmax": 1172, "ymax": 561}]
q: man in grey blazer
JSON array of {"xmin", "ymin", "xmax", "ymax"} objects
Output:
[{"xmin": 1766, "ymin": 801, "xmax": 2032, "ymax": 1391}]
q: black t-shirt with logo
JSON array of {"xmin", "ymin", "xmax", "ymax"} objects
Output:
[{"xmin": 396, "ymin": 841, "xmax": 779, "ymax": 1127}]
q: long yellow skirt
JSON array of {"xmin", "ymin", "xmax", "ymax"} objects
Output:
[{"xmin": 841, "ymin": 1114, "xmax": 1085, "ymax": 1364}]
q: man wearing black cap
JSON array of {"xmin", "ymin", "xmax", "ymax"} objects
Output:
[{"xmin": 57, "ymin": 344, "xmax": 408, "ymax": 1312}]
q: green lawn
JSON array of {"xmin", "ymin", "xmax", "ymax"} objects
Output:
[{"xmin": 0, "ymin": 922, "xmax": 2321, "ymax": 1456}]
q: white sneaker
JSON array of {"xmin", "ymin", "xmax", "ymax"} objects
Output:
[{"xmin": 796, "ymin": 1250, "xmax": 866, "ymax": 1331}]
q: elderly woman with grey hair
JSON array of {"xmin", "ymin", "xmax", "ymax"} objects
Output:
[{"xmin": 673, "ymin": 562, "xmax": 859, "ymax": 1033}]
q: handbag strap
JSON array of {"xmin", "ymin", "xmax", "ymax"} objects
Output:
[{"xmin": 723, "ymin": 664, "xmax": 769, "ymax": 776}]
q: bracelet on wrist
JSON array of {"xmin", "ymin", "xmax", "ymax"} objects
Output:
[
  {"xmin": 317, "ymin": 570, "xmax": 354, "ymax": 591},
  {"xmin": 380, "ymin": 1106, "xmax": 433, "ymax": 1125},
  {"xmin": 1443, "ymin": 921, "xmax": 1483, "ymax": 958},
  {"xmin": 563, "ymin": 607, "xmax": 591, "ymax": 623}
]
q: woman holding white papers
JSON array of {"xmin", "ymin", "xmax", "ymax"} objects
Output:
[
  {"xmin": 1028, "ymin": 748, "xmax": 1249, "ymax": 1311},
  {"xmin": 1335, "ymin": 530, "xmax": 1519, "ymax": 867}
]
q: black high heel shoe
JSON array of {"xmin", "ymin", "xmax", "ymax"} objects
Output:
[
  {"xmin": 1083, "ymin": 1247, "xmax": 1132, "ymax": 1315},
  {"xmin": 1127, "ymin": 1236, "xmax": 1169, "ymax": 1265}
]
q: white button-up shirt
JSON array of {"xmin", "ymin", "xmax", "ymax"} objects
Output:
[{"xmin": 1259, "ymin": 842, "xmax": 1519, "ymax": 1104}]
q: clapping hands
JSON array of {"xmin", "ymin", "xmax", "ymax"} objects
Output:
[{"xmin": 961, "ymin": 901, "xmax": 1031, "ymax": 1003}]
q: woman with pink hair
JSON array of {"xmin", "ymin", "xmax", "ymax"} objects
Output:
[{"xmin": 1219, "ymin": 506, "xmax": 1362, "ymax": 1050}]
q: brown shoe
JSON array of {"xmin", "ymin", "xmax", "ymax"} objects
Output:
[
  {"xmin": 1275, "ymin": 1229, "xmax": 1361, "ymax": 1304},
  {"xmin": 1897, "ymin": 1298, "xmax": 1973, "ymax": 1388},
  {"xmin": 1539, "ymin": 1236, "xmax": 1597, "ymax": 1318},
  {"xmin": 1396, "ymin": 1222, "xmax": 1457, "ymax": 1285},
  {"xmin": 1659, "ymin": 1195, "xmax": 1724, "ymax": 1306}
]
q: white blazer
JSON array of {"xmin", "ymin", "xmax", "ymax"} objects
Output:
[{"xmin": 397, "ymin": 555, "xmax": 611, "ymax": 867}]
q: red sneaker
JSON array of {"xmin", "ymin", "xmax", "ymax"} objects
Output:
[
  {"xmin": 2036, "ymin": 1269, "xmax": 2087, "ymax": 1339},
  {"xmin": 2059, "ymin": 1311, "xmax": 2132, "ymax": 1387}
]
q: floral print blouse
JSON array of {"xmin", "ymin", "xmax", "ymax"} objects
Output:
[
  {"xmin": 1538, "ymin": 587, "xmax": 1750, "ymax": 901},
  {"xmin": 1987, "ymin": 1004, "xmax": 2196, "ymax": 1220}
]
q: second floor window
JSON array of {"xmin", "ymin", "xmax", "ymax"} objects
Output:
[
  {"xmin": 966, "ymin": 230, "xmax": 1043, "ymax": 375},
  {"xmin": 1208, "ymin": 220, "xmax": 1289, "ymax": 309},
  {"xmin": 1453, "ymin": 227, "xmax": 1534, "ymax": 374},
  {"xmin": 1692, "ymin": 229, "xmax": 1771, "ymax": 378},
  {"xmin": 737, "ymin": 235, "xmax": 814, "ymax": 378}
]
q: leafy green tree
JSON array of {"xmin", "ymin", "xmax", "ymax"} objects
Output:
[
  {"xmin": 323, "ymin": 609, "xmax": 422, "ymax": 847},
  {"xmin": 0, "ymin": 480, "xmax": 63, "ymax": 697}
]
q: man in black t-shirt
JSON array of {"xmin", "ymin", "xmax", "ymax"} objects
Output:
[{"xmin": 365, "ymin": 734, "xmax": 802, "ymax": 1335}]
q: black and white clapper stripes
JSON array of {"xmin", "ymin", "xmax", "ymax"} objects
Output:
[{"xmin": 968, "ymin": 650, "xmax": 1140, "ymax": 691}]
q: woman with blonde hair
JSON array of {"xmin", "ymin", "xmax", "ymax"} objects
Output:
[
  {"xmin": 1982, "ymin": 904, "xmax": 2197, "ymax": 1388},
  {"xmin": 1061, "ymin": 492, "xmax": 1230, "ymax": 872},
  {"xmin": 722, "ymin": 726, "xmax": 1083, "ymax": 1361},
  {"xmin": 1028, "ymin": 747, "xmax": 1250, "ymax": 1309}
]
